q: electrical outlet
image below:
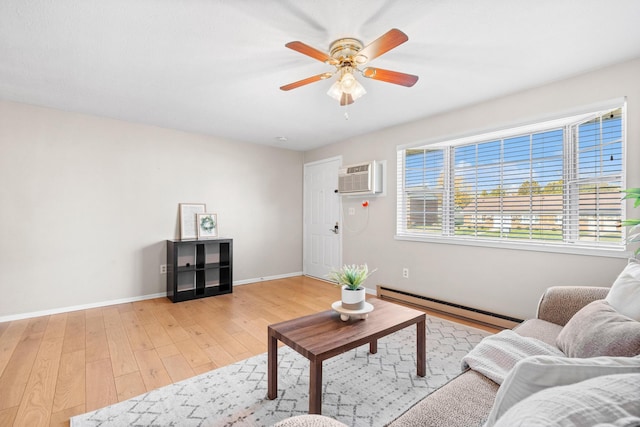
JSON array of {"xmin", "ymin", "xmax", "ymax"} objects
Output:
[
  {"xmin": 402, "ymin": 268, "xmax": 409, "ymax": 279},
  {"xmin": 348, "ymin": 207, "xmax": 356, "ymax": 215},
  {"xmin": 160, "ymin": 264, "xmax": 168, "ymax": 274}
]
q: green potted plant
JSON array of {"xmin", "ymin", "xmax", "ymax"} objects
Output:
[
  {"xmin": 622, "ymin": 188, "xmax": 640, "ymax": 256},
  {"xmin": 328, "ymin": 264, "xmax": 376, "ymax": 310}
]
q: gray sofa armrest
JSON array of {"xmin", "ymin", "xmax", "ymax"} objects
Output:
[{"xmin": 535, "ymin": 286, "xmax": 609, "ymax": 326}]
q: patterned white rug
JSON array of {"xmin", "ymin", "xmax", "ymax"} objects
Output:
[{"xmin": 71, "ymin": 316, "xmax": 489, "ymax": 427}]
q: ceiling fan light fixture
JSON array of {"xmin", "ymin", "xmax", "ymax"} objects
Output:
[
  {"xmin": 340, "ymin": 70, "xmax": 357, "ymax": 92},
  {"xmin": 284, "ymin": 29, "xmax": 415, "ymax": 106},
  {"xmin": 326, "ymin": 68, "xmax": 366, "ymax": 104},
  {"xmin": 326, "ymin": 80, "xmax": 343, "ymax": 101},
  {"xmin": 347, "ymin": 77, "xmax": 366, "ymax": 101}
]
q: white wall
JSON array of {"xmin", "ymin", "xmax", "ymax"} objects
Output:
[
  {"xmin": 305, "ymin": 58, "xmax": 640, "ymax": 320},
  {"xmin": 0, "ymin": 101, "xmax": 303, "ymax": 318}
]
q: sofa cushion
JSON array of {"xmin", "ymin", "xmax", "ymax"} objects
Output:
[
  {"xmin": 512, "ymin": 318, "xmax": 563, "ymax": 346},
  {"xmin": 493, "ymin": 373, "xmax": 640, "ymax": 427},
  {"xmin": 272, "ymin": 415, "xmax": 348, "ymax": 427},
  {"xmin": 389, "ymin": 370, "xmax": 498, "ymax": 427},
  {"xmin": 605, "ymin": 258, "xmax": 640, "ymax": 321},
  {"xmin": 556, "ymin": 300, "xmax": 640, "ymax": 357},
  {"xmin": 485, "ymin": 355, "xmax": 640, "ymax": 427}
]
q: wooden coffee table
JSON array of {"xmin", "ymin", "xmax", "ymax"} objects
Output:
[{"xmin": 267, "ymin": 298, "xmax": 426, "ymax": 414}]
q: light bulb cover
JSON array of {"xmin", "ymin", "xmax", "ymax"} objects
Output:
[
  {"xmin": 326, "ymin": 67, "xmax": 367, "ymax": 103},
  {"xmin": 327, "ymin": 80, "xmax": 343, "ymax": 101}
]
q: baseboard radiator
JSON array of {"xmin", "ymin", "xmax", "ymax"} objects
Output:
[{"xmin": 377, "ymin": 285, "xmax": 522, "ymax": 329}]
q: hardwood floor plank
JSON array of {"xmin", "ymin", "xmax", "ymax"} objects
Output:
[
  {"xmin": 232, "ymin": 330, "xmax": 265, "ymax": 355},
  {"xmin": 161, "ymin": 353, "xmax": 195, "ymax": 383},
  {"xmin": 85, "ymin": 316, "xmax": 109, "ymax": 363},
  {"xmin": 13, "ymin": 337, "xmax": 64, "ymax": 427},
  {"xmin": 0, "ymin": 329, "xmax": 45, "ymax": 410},
  {"xmin": 115, "ymin": 302, "xmax": 134, "ymax": 314},
  {"xmin": 114, "ymin": 371, "xmax": 146, "ymax": 402},
  {"xmin": 192, "ymin": 361, "xmax": 216, "ymax": 375},
  {"xmin": 0, "ymin": 319, "xmax": 29, "ymax": 378},
  {"xmin": 175, "ymin": 339, "xmax": 210, "ymax": 368},
  {"xmin": 105, "ymin": 326, "xmax": 138, "ymax": 378},
  {"xmin": 131, "ymin": 300, "xmax": 159, "ymax": 325},
  {"xmin": 52, "ymin": 349, "xmax": 85, "ymax": 413},
  {"xmin": 0, "ymin": 320, "xmax": 10, "ymax": 338},
  {"xmin": 121, "ymin": 312, "xmax": 154, "ymax": 352},
  {"xmin": 230, "ymin": 315, "xmax": 270, "ymax": 346},
  {"xmin": 24, "ymin": 316, "xmax": 50, "ymax": 337},
  {"xmin": 61, "ymin": 311, "xmax": 86, "ymax": 355},
  {"xmin": 49, "ymin": 403, "xmax": 85, "ymax": 427},
  {"xmin": 199, "ymin": 325, "xmax": 248, "ymax": 357},
  {"xmin": 154, "ymin": 342, "xmax": 181, "ymax": 359},
  {"xmin": 142, "ymin": 322, "xmax": 173, "ymax": 348},
  {"xmin": 202, "ymin": 342, "xmax": 235, "ymax": 368},
  {"xmin": 134, "ymin": 349, "xmax": 172, "ymax": 391},
  {"xmin": 43, "ymin": 314, "xmax": 68, "ymax": 341},
  {"xmin": 165, "ymin": 303, "xmax": 197, "ymax": 328},
  {"xmin": 101, "ymin": 307, "xmax": 123, "ymax": 330},
  {"xmin": 153, "ymin": 311, "xmax": 191, "ymax": 343},
  {"xmin": 83, "ymin": 307, "xmax": 103, "ymax": 319},
  {"xmin": 85, "ymin": 359, "xmax": 117, "ymax": 412},
  {"xmin": 182, "ymin": 324, "xmax": 220, "ymax": 350},
  {"xmin": 0, "ymin": 406, "xmax": 18, "ymax": 426}
]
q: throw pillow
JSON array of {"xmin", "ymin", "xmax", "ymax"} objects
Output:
[
  {"xmin": 605, "ymin": 258, "xmax": 640, "ymax": 321},
  {"xmin": 492, "ymin": 373, "xmax": 640, "ymax": 427},
  {"xmin": 484, "ymin": 355, "xmax": 640, "ymax": 427},
  {"xmin": 556, "ymin": 300, "xmax": 640, "ymax": 358}
]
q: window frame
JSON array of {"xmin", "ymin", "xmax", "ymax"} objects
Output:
[{"xmin": 395, "ymin": 100, "xmax": 629, "ymax": 258}]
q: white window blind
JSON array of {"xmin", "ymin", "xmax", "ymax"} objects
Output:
[{"xmin": 397, "ymin": 104, "xmax": 625, "ymax": 253}]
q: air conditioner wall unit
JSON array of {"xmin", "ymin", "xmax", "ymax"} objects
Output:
[{"xmin": 338, "ymin": 161, "xmax": 383, "ymax": 195}]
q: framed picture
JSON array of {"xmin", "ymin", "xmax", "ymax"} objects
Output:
[
  {"xmin": 179, "ymin": 203, "xmax": 206, "ymax": 240},
  {"xmin": 197, "ymin": 213, "xmax": 218, "ymax": 239}
]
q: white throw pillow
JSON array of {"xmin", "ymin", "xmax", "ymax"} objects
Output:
[
  {"xmin": 484, "ymin": 355, "xmax": 640, "ymax": 427},
  {"xmin": 492, "ymin": 373, "xmax": 640, "ymax": 427},
  {"xmin": 605, "ymin": 258, "xmax": 640, "ymax": 321}
]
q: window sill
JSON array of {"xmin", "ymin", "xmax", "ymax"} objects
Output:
[{"xmin": 394, "ymin": 234, "xmax": 632, "ymax": 259}]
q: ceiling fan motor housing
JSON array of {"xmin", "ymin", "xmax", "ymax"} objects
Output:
[{"xmin": 329, "ymin": 38, "xmax": 364, "ymax": 66}]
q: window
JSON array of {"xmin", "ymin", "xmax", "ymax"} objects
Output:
[{"xmin": 397, "ymin": 103, "xmax": 626, "ymax": 254}]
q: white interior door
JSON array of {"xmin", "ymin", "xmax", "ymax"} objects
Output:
[{"xmin": 303, "ymin": 157, "xmax": 341, "ymax": 280}]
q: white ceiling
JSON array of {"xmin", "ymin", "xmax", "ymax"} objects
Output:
[{"xmin": 1, "ymin": 0, "xmax": 640, "ymax": 151}]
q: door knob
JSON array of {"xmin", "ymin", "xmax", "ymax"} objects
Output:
[{"xmin": 330, "ymin": 222, "xmax": 339, "ymax": 234}]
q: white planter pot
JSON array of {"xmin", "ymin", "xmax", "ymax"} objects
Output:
[{"xmin": 341, "ymin": 285, "xmax": 366, "ymax": 310}]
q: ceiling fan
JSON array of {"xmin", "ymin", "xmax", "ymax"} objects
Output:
[{"xmin": 280, "ymin": 28, "xmax": 419, "ymax": 106}]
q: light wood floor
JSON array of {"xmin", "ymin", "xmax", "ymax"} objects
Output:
[{"xmin": 0, "ymin": 276, "xmax": 499, "ymax": 427}]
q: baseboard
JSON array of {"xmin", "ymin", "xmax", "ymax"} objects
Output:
[
  {"xmin": 0, "ymin": 292, "xmax": 167, "ymax": 323},
  {"xmin": 377, "ymin": 285, "xmax": 522, "ymax": 329},
  {"xmin": 233, "ymin": 271, "xmax": 303, "ymax": 286},
  {"xmin": 0, "ymin": 271, "xmax": 305, "ymax": 322}
]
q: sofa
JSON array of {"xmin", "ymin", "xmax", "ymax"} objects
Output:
[{"xmin": 274, "ymin": 259, "xmax": 640, "ymax": 427}]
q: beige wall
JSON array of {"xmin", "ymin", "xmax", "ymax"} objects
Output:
[
  {"xmin": 0, "ymin": 101, "xmax": 303, "ymax": 318},
  {"xmin": 305, "ymin": 58, "xmax": 640, "ymax": 319}
]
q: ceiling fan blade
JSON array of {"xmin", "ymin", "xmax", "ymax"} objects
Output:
[
  {"xmin": 285, "ymin": 41, "xmax": 338, "ymax": 65},
  {"xmin": 362, "ymin": 67, "xmax": 419, "ymax": 87},
  {"xmin": 280, "ymin": 72, "xmax": 333, "ymax": 91},
  {"xmin": 355, "ymin": 28, "xmax": 408, "ymax": 64},
  {"xmin": 340, "ymin": 92, "xmax": 354, "ymax": 106}
]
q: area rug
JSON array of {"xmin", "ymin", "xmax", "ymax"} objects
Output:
[{"xmin": 71, "ymin": 316, "xmax": 489, "ymax": 427}]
